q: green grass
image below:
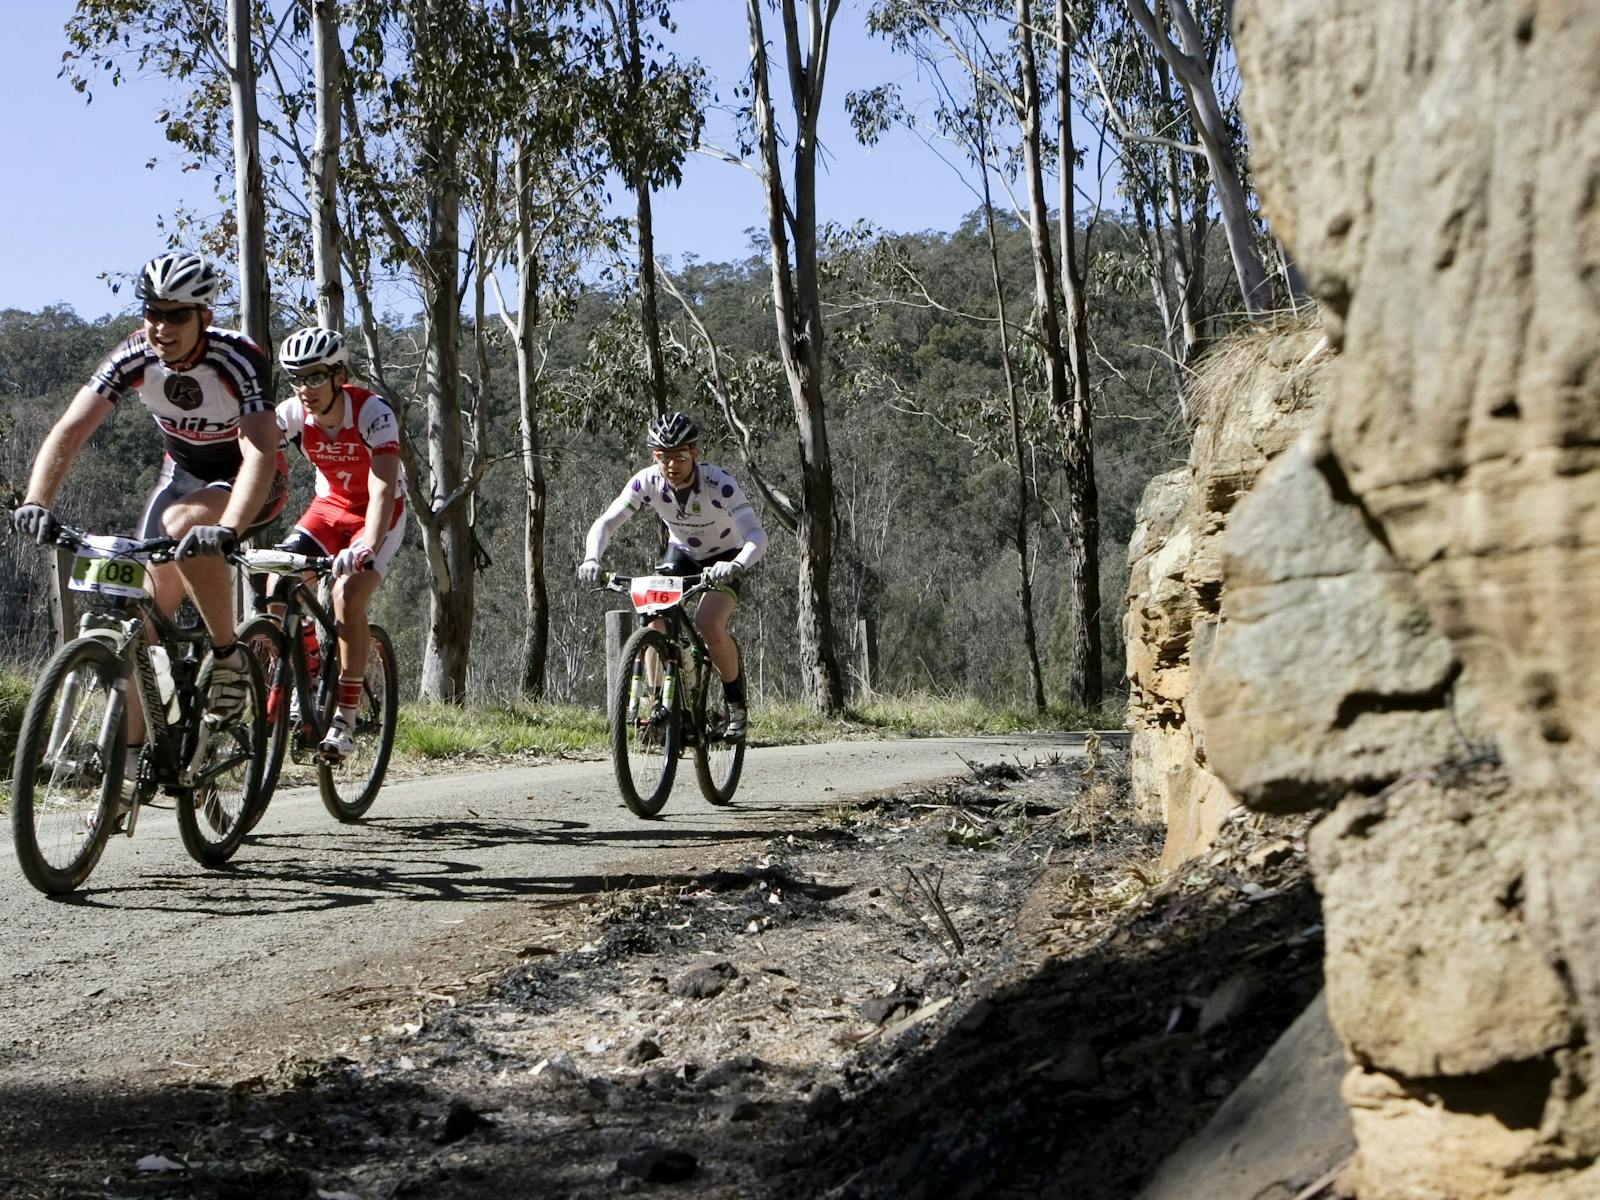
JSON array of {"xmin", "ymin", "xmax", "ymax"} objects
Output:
[
  {"xmin": 395, "ymin": 701, "xmax": 610, "ymax": 762},
  {"xmin": 390, "ymin": 690, "xmax": 1124, "ymax": 767}
]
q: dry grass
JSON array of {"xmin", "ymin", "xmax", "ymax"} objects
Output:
[{"xmin": 1185, "ymin": 309, "xmax": 1332, "ymax": 464}]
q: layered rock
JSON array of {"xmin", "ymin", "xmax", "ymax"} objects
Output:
[
  {"xmin": 1123, "ymin": 327, "xmax": 1328, "ymax": 867},
  {"xmin": 1204, "ymin": 2, "xmax": 1600, "ymax": 1194}
]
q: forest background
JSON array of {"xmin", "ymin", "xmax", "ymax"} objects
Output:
[{"xmin": 0, "ymin": 0, "xmax": 1291, "ymax": 720}]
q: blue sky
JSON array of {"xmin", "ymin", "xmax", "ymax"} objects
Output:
[{"xmin": 1, "ymin": 3, "xmax": 1024, "ymax": 320}]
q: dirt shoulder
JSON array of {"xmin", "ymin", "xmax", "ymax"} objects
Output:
[{"xmin": 1, "ymin": 744, "xmax": 1326, "ymax": 1200}]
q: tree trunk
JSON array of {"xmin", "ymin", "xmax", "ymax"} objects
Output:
[
  {"xmin": 627, "ymin": 0, "xmax": 669, "ymax": 418},
  {"xmin": 1054, "ymin": 0, "xmax": 1103, "ymax": 707},
  {"xmin": 311, "ymin": 0, "xmax": 344, "ymax": 330},
  {"xmin": 418, "ymin": 127, "xmax": 474, "ymax": 702},
  {"xmin": 978, "ymin": 88, "xmax": 1046, "ymax": 715},
  {"xmin": 1123, "ymin": 0, "xmax": 1272, "ymax": 316},
  {"xmin": 515, "ymin": 140, "xmax": 550, "ymax": 699},
  {"xmin": 1015, "ymin": 0, "xmax": 1100, "ymax": 707},
  {"xmin": 747, "ymin": 0, "xmax": 845, "ymax": 713},
  {"xmin": 227, "ymin": 0, "xmax": 270, "ymax": 356}
]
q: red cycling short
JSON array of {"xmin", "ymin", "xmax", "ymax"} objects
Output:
[{"xmin": 290, "ymin": 494, "xmax": 407, "ymax": 576}]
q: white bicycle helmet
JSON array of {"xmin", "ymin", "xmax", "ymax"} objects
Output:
[
  {"xmin": 279, "ymin": 326, "xmax": 349, "ymax": 371},
  {"xmin": 646, "ymin": 410, "xmax": 699, "ymax": 450},
  {"xmin": 134, "ymin": 253, "xmax": 219, "ymax": 306}
]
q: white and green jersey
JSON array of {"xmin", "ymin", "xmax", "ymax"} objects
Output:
[{"xmin": 585, "ymin": 462, "xmax": 768, "ymax": 569}]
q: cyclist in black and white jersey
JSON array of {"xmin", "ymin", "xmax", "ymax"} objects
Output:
[
  {"xmin": 578, "ymin": 411, "xmax": 767, "ymax": 739},
  {"xmin": 12, "ymin": 253, "xmax": 286, "ymax": 737}
]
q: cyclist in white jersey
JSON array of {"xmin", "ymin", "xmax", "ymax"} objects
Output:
[
  {"xmin": 12, "ymin": 253, "xmax": 283, "ymax": 741},
  {"xmin": 578, "ymin": 411, "xmax": 767, "ymax": 739}
]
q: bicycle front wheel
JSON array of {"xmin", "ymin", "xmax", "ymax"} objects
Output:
[
  {"xmin": 176, "ymin": 649, "xmax": 266, "ymax": 867},
  {"xmin": 611, "ymin": 627, "xmax": 681, "ymax": 818},
  {"xmin": 693, "ymin": 653, "xmax": 746, "ymax": 806},
  {"xmin": 238, "ymin": 614, "xmax": 289, "ymax": 830},
  {"xmin": 317, "ymin": 624, "xmax": 398, "ymax": 822},
  {"xmin": 10, "ymin": 637, "xmax": 127, "ymax": 895}
]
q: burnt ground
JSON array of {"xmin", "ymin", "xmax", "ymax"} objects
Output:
[{"xmin": 2, "ymin": 743, "xmax": 1326, "ymax": 1199}]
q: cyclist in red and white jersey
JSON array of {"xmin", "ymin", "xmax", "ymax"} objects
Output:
[
  {"xmin": 270, "ymin": 326, "xmax": 406, "ymax": 761},
  {"xmin": 578, "ymin": 411, "xmax": 767, "ymax": 739},
  {"xmin": 12, "ymin": 253, "xmax": 286, "ymax": 734}
]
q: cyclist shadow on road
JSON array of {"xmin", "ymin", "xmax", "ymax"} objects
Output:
[{"xmin": 65, "ymin": 813, "xmax": 846, "ymax": 916}]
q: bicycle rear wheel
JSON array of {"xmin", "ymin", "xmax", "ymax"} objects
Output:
[
  {"xmin": 176, "ymin": 649, "xmax": 266, "ymax": 867},
  {"xmin": 10, "ymin": 638, "xmax": 127, "ymax": 895},
  {"xmin": 317, "ymin": 624, "xmax": 398, "ymax": 822},
  {"xmin": 693, "ymin": 652, "xmax": 746, "ymax": 806},
  {"xmin": 238, "ymin": 614, "xmax": 288, "ymax": 829},
  {"xmin": 611, "ymin": 627, "xmax": 680, "ymax": 818}
]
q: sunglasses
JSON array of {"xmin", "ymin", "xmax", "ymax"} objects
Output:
[
  {"xmin": 289, "ymin": 369, "xmax": 334, "ymax": 389},
  {"xmin": 143, "ymin": 305, "xmax": 200, "ymax": 325},
  {"xmin": 653, "ymin": 449, "xmax": 694, "ymax": 464}
]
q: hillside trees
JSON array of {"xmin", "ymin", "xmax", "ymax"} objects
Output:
[
  {"xmin": 745, "ymin": 0, "xmax": 847, "ymax": 714},
  {"xmin": 863, "ymin": 0, "xmax": 1104, "ymax": 705}
]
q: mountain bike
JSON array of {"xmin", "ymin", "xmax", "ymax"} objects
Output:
[
  {"xmin": 236, "ymin": 548, "xmax": 397, "ymax": 823},
  {"xmin": 9, "ymin": 524, "xmax": 267, "ymax": 894},
  {"xmin": 602, "ymin": 571, "xmax": 745, "ymax": 817}
]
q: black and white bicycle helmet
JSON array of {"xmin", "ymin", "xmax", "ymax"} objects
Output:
[
  {"xmin": 279, "ymin": 326, "xmax": 349, "ymax": 371},
  {"xmin": 134, "ymin": 253, "xmax": 220, "ymax": 306},
  {"xmin": 646, "ymin": 410, "xmax": 699, "ymax": 450}
]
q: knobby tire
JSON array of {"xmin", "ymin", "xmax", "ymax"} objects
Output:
[
  {"xmin": 611, "ymin": 627, "xmax": 680, "ymax": 818},
  {"xmin": 317, "ymin": 623, "xmax": 398, "ymax": 822},
  {"xmin": 10, "ymin": 637, "xmax": 127, "ymax": 895},
  {"xmin": 175, "ymin": 648, "xmax": 266, "ymax": 867}
]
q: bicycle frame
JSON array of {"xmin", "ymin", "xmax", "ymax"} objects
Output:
[
  {"xmin": 244, "ymin": 550, "xmax": 337, "ymax": 744},
  {"xmin": 606, "ymin": 572, "xmax": 718, "ymax": 743},
  {"xmin": 57, "ymin": 529, "xmax": 245, "ymax": 813}
]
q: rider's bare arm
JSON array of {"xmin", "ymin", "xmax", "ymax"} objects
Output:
[
  {"xmin": 360, "ymin": 453, "xmax": 401, "ymax": 550},
  {"xmin": 217, "ymin": 409, "xmax": 279, "ymax": 533},
  {"xmin": 22, "ymin": 386, "xmax": 113, "ymax": 508}
]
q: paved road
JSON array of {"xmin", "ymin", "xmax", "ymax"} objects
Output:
[{"xmin": 0, "ymin": 734, "xmax": 1081, "ymax": 1095}]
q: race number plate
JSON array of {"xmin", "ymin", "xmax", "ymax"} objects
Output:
[
  {"xmin": 68, "ymin": 536, "xmax": 148, "ymax": 600},
  {"xmin": 69, "ymin": 555, "xmax": 148, "ymax": 599},
  {"xmin": 629, "ymin": 574, "xmax": 683, "ymax": 615}
]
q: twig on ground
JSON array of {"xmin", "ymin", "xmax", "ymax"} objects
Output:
[{"xmin": 906, "ymin": 866, "xmax": 966, "ymax": 959}]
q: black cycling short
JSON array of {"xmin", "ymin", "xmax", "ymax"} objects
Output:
[
  {"xmin": 656, "ymin": 545, "xmax": 744, "ymax": 598},
  {"xmin": 137, "ymin": 455, "xmax": 289, "ymax": 541}
]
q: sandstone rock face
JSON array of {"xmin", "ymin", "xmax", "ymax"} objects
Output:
[
  {"xmin": 1123, "ymin": 328, "xmax": 1327, "ymax": 868},
  {"xmin": 1227, "ymin": 1, "xmax": 1600, "ymax": 1195},
  {"xmin": 1198, "ymin": 432, "xmax": 1478, "ymax": 812}
]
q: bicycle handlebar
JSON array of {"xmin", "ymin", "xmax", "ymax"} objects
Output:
[
  {"xmin": 49, "ymin": 523, "xmax": 180, "ymax": 564},
  {"xmin": 602, "ymin": 570, "xmax": 707, "ymax": 591},
  {"xmin": 235, "ymin": 547, "xmax": 336, "ymax": 576}
]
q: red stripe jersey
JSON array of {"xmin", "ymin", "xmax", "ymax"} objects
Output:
[{"xmin": 276, "ymin": 385, "xmax": 405, "ymax": 513}]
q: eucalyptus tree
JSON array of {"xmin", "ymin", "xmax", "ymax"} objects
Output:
[
  {"xmin": 329, "ymin": 0, "xmax": 554, "ymax": 701},
  {"xmin": 848, "ymin": 16, "xmax": 1052, "ymax": 712},
  {"xmin": 64, "ymin": 0, "xmax": 273, "ymax": 353},
  {"xmin": 865, "ymin": 0, "xmax": 1102, "ymax": 705},
  {"xmin": 1115, "ymin": 0, "xmax": 1271, "ymax": 318},
  {"xmin": 744, "ymin": 0, "xmax": 847, "ymax": 714},
  {"xmin": 595, "ymin": 1, "xmax": 703, "ymax": 419},
  {"xmin": 309, "ymin": 0, "xmax": 344, "ymax": 328}
]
